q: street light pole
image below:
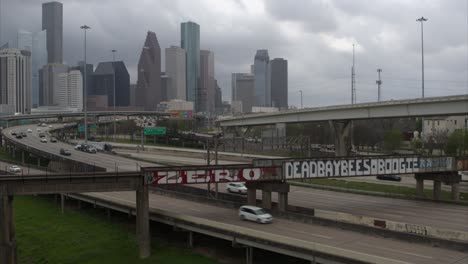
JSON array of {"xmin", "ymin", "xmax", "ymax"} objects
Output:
[
  {"xmin": 299, "ymin": 90, "xmax": 303, "ymax": 109},
  {"xmin": 112, "ymin": 49, "xmax": 117, "ymax": 142},
  {"xmin": 80, "ymin": 25, "xmax": 91, "ymax": 143},
  {"xmin": 416, "ymin": 17, "xmax": 428, "ymax": 98}
]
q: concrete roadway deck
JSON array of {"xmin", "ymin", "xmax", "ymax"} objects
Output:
[
  {"xmin": 110, "ymin": 148, "xmax": 468, "ymax": 233},
  {"xmin": 3, "ymin": 125, "xmax": 155, "ymax": 172},
  {"xmin": 82, "ymin": 191, "xmax": 468, "ymax": 264},
  {"xmin": 4, "ymin": 124, "xmax": 468, "ymax": 237}
]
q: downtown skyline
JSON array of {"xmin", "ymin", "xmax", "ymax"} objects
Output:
[{"xmin": 0, "ymin": 0, "xmax": 467, "ymax": 108}]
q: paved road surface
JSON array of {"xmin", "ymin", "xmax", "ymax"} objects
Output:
[
  {"xmin": 3, "ymin": 125, "xmax": 155, "ymax": 172},
  {"xmin": 83, "ymin": 191, "xmax": 468, "ymax": 264},
  {"xmin": 4, "ymin": 124, "xmax": 468, "ymax": 233}
]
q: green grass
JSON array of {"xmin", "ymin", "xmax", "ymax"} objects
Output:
[
  {"xmin": 14, "ymin": 196, "xmax": 217, "ymax": 264},
  {"xmin": 296, "ymin": 178, "xmax": 468, "ymax": 201}
]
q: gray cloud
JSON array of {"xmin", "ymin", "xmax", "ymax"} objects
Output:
[{"xmin": 1, "ymin": 0, "xmax": 467, "ymax": 108}]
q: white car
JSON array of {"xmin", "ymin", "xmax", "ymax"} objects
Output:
[
  {"xmin": 8, "ymin": 165, "xmax": 21, "ymax": 173},
  {"xmin": 227, "ymin": 182, "xmax": 247, "ymax": 194},
  {"xmin": 27, "ymin": 129, "xmax": 32, "ymax": 133},
  {"xmin": 48, "ymin": 125, "xmax": 53, "ymax": 128},
  {"xmin": 40, "ymin": 138, "xmax": 47, "ymax": 143},
  {"xmin": 36, "ymin": 128, "xmax": 41, "ymax": 131},
  {"xmin": 239, "ymin": 205, "xmax": 273, "ymax": 224}
]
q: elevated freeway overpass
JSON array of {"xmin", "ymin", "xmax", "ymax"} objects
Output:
[{"xmin": 2, "ymin": 121, "xmax": 468, "ymax": 263}]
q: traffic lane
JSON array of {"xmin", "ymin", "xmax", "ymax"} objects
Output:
[
  {"xmin": 4, "ymin": 125, "xmax": 156, "ymax": 171},
  {"xmin": 287, "ymin": 186, "xmax": 468, "ymax": 232},
  {"xmin": 192, "ymin": 182, "xmax": 468, "ymax": 232},
  {"xmin": 85, "ymin": 191, "xmax": 468, "ymax": 264},
  {"xmin": 0, "ymin": 160, "xmax": 44, "ymax": 175},
  {"xmin": 115, "ymin": 149, "xmax": 242, "ymax": 165},
  {"xmin": 342, "ymin": 175, "xmax": 468, "ymax": 192}
]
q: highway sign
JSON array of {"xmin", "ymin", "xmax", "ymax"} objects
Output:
[
  {"xmin": 144, "ymin": 126, "xmax": 166, "ymax": 136},
  {"xmin": 78, "ymin": 125, "xmax": 97, "ymax": 132}
]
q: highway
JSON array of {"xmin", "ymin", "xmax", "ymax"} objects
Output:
[
  {"xmin": 106, "ymin": 146, "xmax": 468, "ymax": 233},
  {"xmin": 3, "ymin": 124, "xmax": 468, "ymax": 233},
  {"xmin": 2, "ymin": 125, "xmax": 155, "ymax": 172},
  {"xmin": 82, "ymin": 191, "xmax": 468, "ymax": 264}
]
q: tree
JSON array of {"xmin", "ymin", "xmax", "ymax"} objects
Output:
[
  {"xmin": 445, "ymin": 130, "xmax": 468, "ymax": 155},
  {"xmin": 383, "ymin": 130, "xmax": 402, "ymax": 153}
]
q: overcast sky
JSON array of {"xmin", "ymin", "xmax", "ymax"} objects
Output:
[{"xmin": 1, "ymin": 0, "xmax": 467, "ymax": 108}]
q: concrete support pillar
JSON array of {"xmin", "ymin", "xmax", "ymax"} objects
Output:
[
  {"xmin": 188, "ymin": 231, "xmax": 193, "ymax": 248},
  {"xmin": 0, "ymin": 196, "xmax": 17, "ymax": 264},
  {"xmin": 278, "ymin": 192, "xmax": 288, "ymax": 212},
  {"xmin": 451, "ymin": 183, "xmax": 460, "ymax": 201},
  {"xmin": 416, "ymin": 177, "xmax": 424, "ymax": 197},
  {"xmin": 247, "ymin": 188, "xmax": 256, "ymax": 206},
  {"xmin": 77, "ymin": 200, "xmax": 82, "ymax": 210},
  {"xmin": 37, "ymin": 157, "xmax": 41, "ymax": 167},
  {"xmin": 433, "ymin": 180, "xmax": 442, "ymax": 200},
  {"xmin": 106, "ymin": 209, "xmax": 111, "ymax": 219},
  {"xmin": 60, "ymin": 194, "xmax": 65, "ymax": 214},
  {"xmin": 21, "ymin": 152, "xmax": 25, "ymax": 165},
  {"xmin": 245, "ymin": 247, "xmax": 253, "ymax": 264},
  {"xmin": 262, "ymin": 190, "xmax": 272, "ymax": 210},
  {"xmin": 330, "ymin": 121, "xmax": 351, "ymax": 156},
  {"xmin": 136, "ymin": 185, "xmax": 150, "ymax": 258}
]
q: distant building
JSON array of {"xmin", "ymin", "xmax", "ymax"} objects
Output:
[
  {"xmin": 423, "ymin": 116, "xmax": 468, "ymax": 139},
  {"xmin": 270, "ymin": 58, "xmax": 288, "ymax": 109},
  {"xmin": 214, "ymin": 80, "xmax": 222, "ymax": 112},
  {"xmin": 39, "ymin": 63, "xmax": 68, "ymax": 106},
  {"xmin": 71, "ymin": 61, "xmax": 93, "ymax": 107},
  {"xmin": 181, "ymin": 21, "xmax": 200, "ymax": 106},
  {"xmin": 161, "ymin": 73, "xmax": 169, "ymax": 103},
  {"xmin": 136, "ymin": 31, "xmax": 162, "ymax": 111},
  {"xmin": 0, "ymin": 49, "xmax": 32, "ymax": 114},
  {"xmin": 199, "ymin": 50, "xmax": 215, "ymax": 113},
  {"xmin": 87, "ymin": 95, "xmax": 108, "ymax": 111},
  {"xmin": 232, "ymin": 73, "xmax": 254, "ymax": 113},
  {"xmin": 165, "ymin": 46, "xmax": 186, "ymax": 100},
  {"xmin": 157, "ymin": 99, "xmax": 194, "ymax": 112},
  {"xmin": 55, "ymin": 70, "xmax": 83, "ymax": 110},
  {"xmin": 42, "ymin": 1, "xmax": 63, "ymax": 64},
  {"xmin": 92, "ymin": 61, "xmax": 130, "ymax": 108},
  {"xmin": 254, "ymin": 50, "xmax": 271, "ymax": 107},
  {"xmin": 17, "ymin": 30, "xmax": 47, "ymax": 108},
  {"xmin": 129, "ymin": 84, "xmax": 136, "ymax": 107}
]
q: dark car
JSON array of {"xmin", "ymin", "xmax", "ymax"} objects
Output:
[
  {"xmin": 39, "ymin": 132, "xmax": 46, "ymax": 138},
  {"xmin": 50, "ymin": 137, "xmax": 57, "ymax": 143},
  {"xmin": 60, "ymin": 148, "xmax": 71, "ymax": 156},
  {"xmin": 376, "ymin": 174, "xmax": 401, "ymax": 181},
  {"xmin": 20, "ymin": 132, "xmax": 27, "ymax": 137},
  {"xmin": 15, "ymin": 134, "xmax": 22, "ymax": 139}
]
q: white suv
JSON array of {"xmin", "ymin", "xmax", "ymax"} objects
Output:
[
  {"xmin": 226, "ymin": 182, "xmax": 247, "ymax": 194},
  {"xmin": 9, "ymin": 165, "xmax": 21, "ymax": 173},
  {"xmin": 239, "ymin": 205, "xmax": 273, "ymax": 224}
]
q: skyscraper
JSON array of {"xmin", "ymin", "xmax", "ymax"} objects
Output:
[
  {"xmin": 39, "ymin": 63, "xmax": 68, "ymax": 106},
  {"xmin": 165, "ymin": 46, "xmax": 186, "ymax": 100},
  {"xmin": 92, "ymin": 61, "xmax": 130, "ymax": 107},
  {"xmin": 232, "ymin": 73, "xmax": 254, "ymax": 113},
  {"xmin": 214, "ymin": 80, "xmax": 223, "ymax": 113},
  {"xmin": 181, "ymin": 21, "xmax": 200, "ymax": 107},
  {"xmin": 254, "ymin": 50, "xmax": 270, "ymax": 107},
  {"xmin": 71, "ymin": 61, "xmax": 93, "ymax": 107},
  {"xmin": 42, "ymin": 1, "xmax": 63, "ymax": 64},
  {"xmin": 199, "ymin": 50, "xmax": 215, "ymax": 113},
  {"xmin": 0, "ymin": 49, "xmax": 32, "ymax": 114},
  {"xmin": 55, "ymin": 70, "xmax": 83, "ymax": 110},
  {"xmin": 17, "ymin": 30, "xmax": 47, "ymax": 108},
  {"xmin": 270, "ymin": 58, "xmax": 288, "ymax": 109},
  {"xmin": 136, "ymin": 31, "xmax": 161, "ymax": 110}
]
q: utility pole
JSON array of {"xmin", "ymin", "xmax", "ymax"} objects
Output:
[
  {"xmin": 80, "ymin": 25, "xmax": 91, "ymax": 143},
  {"xmin": 299, "ymin": 90, "xmax": 303, "ymax": 109},
  {"xmin": 351, "ymin": 44, "xmax": 356, "ymax": 104},
  {"xmin": 416, "ymin": 17, "xmax": 428, "ymax": 98},
  {"xmin": 376, "ymin": 69, "xmax": 382, "ymax": 102},
  {"xmin": 112, "ymin": 49, "xmax": 117, "ymax": 142}
]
